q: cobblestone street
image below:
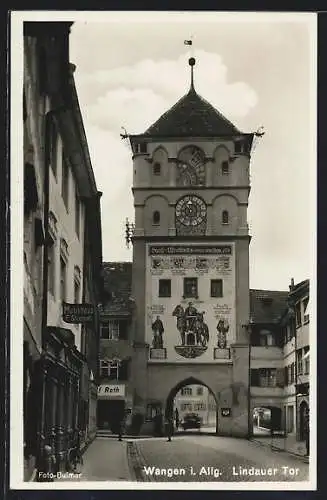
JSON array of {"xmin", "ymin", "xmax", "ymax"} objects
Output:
[
  {"xmin": 56, "ymin": 435, "xmax": 310, "ymax": 484},
  {"xmin": 131, "ymin": 435, "xmax": 309, "ymax": 482}
]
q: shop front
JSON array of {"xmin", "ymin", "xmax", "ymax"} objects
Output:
[
  {"xmin": 38, "ymin": 327, "xmax": 84, "ymax": 475},
  {"xmin": 97, "ymin": 383, "xmax": 126, "ymax": 432}
]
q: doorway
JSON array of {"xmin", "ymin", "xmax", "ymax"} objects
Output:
[
  {"xmin": 97, "ymin": 399, "xmax": 125, "ymax": 433},
  {"xmin": 299, "ymin": 401, "xmax": 309, "ymax": 441}
]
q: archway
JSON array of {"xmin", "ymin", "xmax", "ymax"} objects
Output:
[
  {"xmin": 299, "ymin": 401, "xmax": 309, "ymax": 441},
  {"xmin": 252, "ymin": 406, "xmax": 282, "ymax": 437},
  {"xmin": 166, "ymin": 377, "xmax": 218, "ymax": 435}
]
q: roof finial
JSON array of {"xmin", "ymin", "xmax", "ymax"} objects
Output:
[{"xmin": 189, "ymin": 57, "xmax": 196, "ymax": 91}]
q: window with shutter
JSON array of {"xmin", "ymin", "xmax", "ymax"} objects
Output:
[{"xmin": 284, "ymin": 366, "xmax": 289, "ymax": 386}]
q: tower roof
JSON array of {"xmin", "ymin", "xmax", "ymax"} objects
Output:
[{"xmin": 142, "ymin": 86, "xmax": 241, "ymax": 138}]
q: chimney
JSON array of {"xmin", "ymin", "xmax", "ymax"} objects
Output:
[{"xmin": 289, "ymin": 277, "xmax": 295, "ymax": 291}]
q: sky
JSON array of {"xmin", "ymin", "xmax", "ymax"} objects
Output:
[{"xmin": 68, "ymin": 12, "xmax": 316, "ymax": 291}]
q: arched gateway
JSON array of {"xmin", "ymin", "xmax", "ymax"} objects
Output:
[
  {"xmin": 128, "ymin": 57, "xmax": 255, "ymax": 438},
  {"xmin": 165, "ymin": 377, "xmax": 219, "ymax": 433}
]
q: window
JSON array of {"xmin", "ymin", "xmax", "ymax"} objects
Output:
[
  {"xmin": 100, "ymin": 320, "xmax": 120, "ymax": 340},
  {"xmin": 290, "ymin": 362, "xmax": 295, "ymax": 383},
  {"xmin": 284, "ymin": 366, "xmax": 289, "ymax": 386},
  {"xmin": 61, "ymin": 153, "xmax": 69, "ymax": 209},
  {"xmin": 60, "ymin": 256, "xmax": 67, "ymax": 302},
  {"xmin": 183, "ymin": 278, "xmax": 198, "ymax": 298},
  {"xmin": 153, "ymin": 163, "xmax": 161, "ymax": 175},
  {"xmin": 303, "ymin": 297, "xmax": 309, "ymax": 323},
  {"xmin": 304, "ymin": 346, "xmax": 310, "ymax": 374},
  {"xmin": 196, "ymin": 387, "xmax": 203, "ymax": 396},
  {"xmin": 251, "ymin": 368, "xmax": 277, "ymax": 387},
  {"xmin": 259, "ymin": 368, "xmax": 277, "ymax": 387},
  {"xmin": 99, "ymin": 359, "xmax": 127, "ymax": 380},
  {"xmin": 221, "ymin": 161, "xmax": 229, "ymax": 175},
  {"xmin": 74, "ymin": 266, "xmax": 81, "ymax": 304},
  {"xmin": 295, "ymin": 302, "xmax": 302, "ymax": 327},
  {"xmin": 153, "ymin": 211, "xmax": 160, "ymax": 225},
  {"xmin": 135, "ymin": 142, "xmax": 148, "ymax": 153},
  {"xmin": 181, "ymin": 387, "xmax": 192, "ymax": 396},
  {"xmin": 194, "ymin": 402, "xmax": 206, "ymax": 411},
  {"xmin": 48, "ymin": 236, "xmax": 56, "ymax": 296},
  {"xmin": 159, "ymin": 279, "xmax": 171, "ymax": 297},
  {"xmin": 297, "ymin": 350, "xmax": 303, "ymax": 375},
  {"xmin": 75, "ymin": 192, "xmax": 80, "ymax": 238},
  {"xmin": 259, "ymin": 329, "xmax": 275, "ymax": 346},
  {"xmin": 222, "ymin": 210, "xmax": 229, "ymax": 224},
  {"xmin": 181, "ymin": 403, "xmax": 193, "ymax": 411},
  {"xmin": 210, "ymin": 279, "xmax": 223, "ymax": 298}
]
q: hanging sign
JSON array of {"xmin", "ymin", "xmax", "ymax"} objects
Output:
[{"xmin": 62, "ymin": 302, "xmax": 94, "ymax": 323}]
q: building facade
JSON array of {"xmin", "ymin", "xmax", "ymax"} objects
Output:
[
  {"xmin": 249, "ymin": 279, "xmax": 310, "ymax": 446},
  {"xmin": 128, "ymin": 58, "xmax": 255, "ymax": 437},
  {"xmin": 23, "ymin": 21, "xmax": 102, "ymax": 480},
  {"xmin": 97, "ymin": 262, "xmax": 134, "ymax": 432},
  {"xmin": 174, "ymin": 384, "xmax": 217, "ymax": 427},
  {"xmin": 23, "ymin": 22, "xmax": 49, "ymax": 481}
]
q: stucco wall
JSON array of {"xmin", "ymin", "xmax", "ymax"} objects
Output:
[{"xmin": 47, "ymin": 134, "xmax": 85, "ymax": 350}]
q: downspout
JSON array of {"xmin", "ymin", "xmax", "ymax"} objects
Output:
[
  {"xmin": 247, "ymin": 324, "xmax": 252, "ymax": 439},
  {"xmin": 37, "ymin": 109, "xmax": 51, "ymax": 475}
]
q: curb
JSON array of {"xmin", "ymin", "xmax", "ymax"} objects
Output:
[
  {"xmin": 97, "ymin": 434, "xmax": 154, "ymax": 440},
  {"xmin": 250, "ymin": 439, "xmax": 309, "ymax": 463},
  {"xmin": 126, "ymin": 441, "xmax": 152, "ymax": 482}
]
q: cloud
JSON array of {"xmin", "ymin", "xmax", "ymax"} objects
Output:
[
  {"xmin": 70, "ymin": 20, "xmax": 314, "ymax": 289},
  {"xmin": 75, "ymin": 49, "xmax": 258, "ymax": 134},
  {"xmin": 74, "ymin": 48, "xmax": 258, "ymax": 263}
]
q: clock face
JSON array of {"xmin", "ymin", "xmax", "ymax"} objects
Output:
[
  {"xmin": 175, "ymin": 195, "xmax": 207, "ymax": 227},
  {"xmin": 177, "ymin": 146, "xmax": 205, "ymax": 186}
]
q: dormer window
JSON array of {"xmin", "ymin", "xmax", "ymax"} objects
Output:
[
  {"xmin": 153, "ymin": 162, "xmax": 161, "ymax": 176},
  {"xmin": 153, "ymin": 211, "xmax": 160, "ymax": 225},
  {"xmin": 222, "ymin": 210, "xmax": 229, "ymax": 224},
  {"xmin": 222, "ymin": 161, "xmax": 229, "ymax": 175}
]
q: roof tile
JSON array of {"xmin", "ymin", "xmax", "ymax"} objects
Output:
[
  {"xmin": 250, "ymin": 289, "xmax": 289, "ymax": 324},
  {"xmin": 143, "ymin": 87, "xmax": 241, "ymax": 138}
]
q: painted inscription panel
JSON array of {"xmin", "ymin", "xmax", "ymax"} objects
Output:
[{"xmin": 146, "ymin": 244, "xmax": 236, "ymax": 363}]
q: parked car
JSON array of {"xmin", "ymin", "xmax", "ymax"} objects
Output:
[{"xmin": 181, "ymin": 413, "xmax": 201, "ymax": 430}]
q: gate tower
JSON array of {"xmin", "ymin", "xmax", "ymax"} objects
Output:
[{"xmin": 128, "ymin": 58, "xmax": 255, "ymax": 436}]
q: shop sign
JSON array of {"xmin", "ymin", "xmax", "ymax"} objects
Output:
[
  {"xmin": 97, "ymin": 384, "xmax": 125, "ymax": 399},
  {"xmin": 62, "ymin": 302, "xmax": 94, "ymax": 323}
]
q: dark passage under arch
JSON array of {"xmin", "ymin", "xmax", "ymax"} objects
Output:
[{"xmin": 165, "ymin": 377, "xmax": 218, "ymax": 434}]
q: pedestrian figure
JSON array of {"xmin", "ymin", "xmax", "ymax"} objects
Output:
[
  {"xmin": 175, "ymin": 408, "xmax": 180, "ymax": 430},
  {"xmin": 165, "ymin": 415, "xmax": 173, "ymax": 442}
]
